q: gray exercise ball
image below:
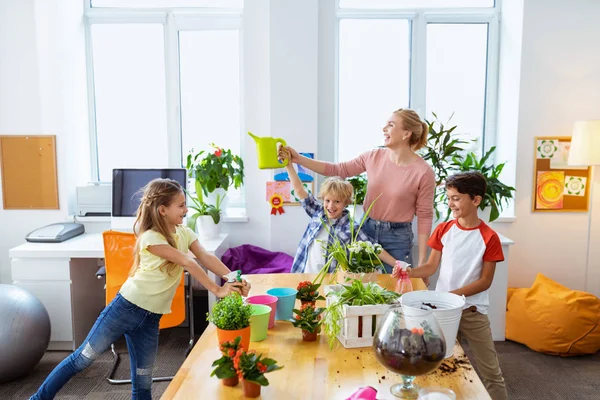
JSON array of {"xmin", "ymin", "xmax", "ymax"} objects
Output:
[{"xmin": 0, "ymin": 284, "xmax": 51, "ymax": 383}]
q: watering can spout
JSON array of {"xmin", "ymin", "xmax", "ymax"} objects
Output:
[
  {"xmin": 247, "ymin": 131, "xmax": 258, "ymax": 142},
  {"xmin": 247, "ymin": 131, "xmax": 288, "ymax": 169}
]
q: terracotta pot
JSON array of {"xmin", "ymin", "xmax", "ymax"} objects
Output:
[
  {"xmin": 216, "ymin": 325, "xmax": 251, "ymax": 351},
  {"xmin": 222, "ymin": 376, "xmax": 239, "ymax": 387},
  {"xmin": 243, "ymin": 380, "xmax": 262, "ymax": 398},
  {"xmin": 336, "ymin": 270, "xmax": 379, "ymax": 284},
  {"xmin": 302, "ymin": 329, "xmax": 318, "ymax": 342}
]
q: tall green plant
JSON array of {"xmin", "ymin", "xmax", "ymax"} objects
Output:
[
  {"xmin": 451, "ymin": 146, "xmax": 516, "ymax": 222},
  {"xmin": 346, "ymin": 174, "xmax": 367, "ymax": 205},
  {"xmin": 419, "ymin": 113, "xmax": 471, "ymax": 220}
]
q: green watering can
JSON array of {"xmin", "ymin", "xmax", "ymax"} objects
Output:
[{"xmin": 247, "ymin": 132, "xmax": 288, "ymax": 169}]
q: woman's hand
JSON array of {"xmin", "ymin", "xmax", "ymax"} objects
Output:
[{"xmin": 215, "ymin": 282, "xmax": 243, "ymax": 298}]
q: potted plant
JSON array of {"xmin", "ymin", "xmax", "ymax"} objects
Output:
[
  {"xmin": 419, "ymin": 113, "xmax": 471, "ymax": 220},
  {"xmin": 315, "ymin": 197, "xmax": 384, "ymax": 285},
  {"xmin": 210, "ymin": 336, "xmax": 243, "ymax": 386},
  {"xmin": 186, "ymin": 188, "xmax": 224, "ymax": 239},
  {"xmin": 451, "ymin": 146, "xmax": 516, "ymax": 222},
  {"xmin": 207, "ymin": 293, "xmax": 253, "ymax": 351},
  {"xmin": 296, "ymin": 280, "xmax": 325, "ymax": 307},
  {"xmin": 233, "ymin": 349, "xmax": 283, "ymax": 398},
  {"xmin": 186, "ymin": 143, "xmax": 244, "ymax": 211},
  {"xmin": 291, "ymin": 303, "xmax": 325, "ymax": 342}
]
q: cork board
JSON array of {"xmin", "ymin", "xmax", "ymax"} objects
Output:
[
  {"xmin": 0, "ymin": 135, "xmax": 59, "ymax": 209},
  {"xmin": 532, "ymin": 136, "xmax": 591, "ymax": 212}
]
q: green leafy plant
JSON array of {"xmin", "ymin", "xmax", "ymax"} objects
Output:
[
  {"xmin": 419, "ymin": 113, "xmax": 471, "ymax": 220},
  {"xmin": 233, "ymin": 349, "xmax": 283, "ymax": 386},
  {"xmin": 206, "ymin": 293, "xmax": 252, "ymax": 331},
  {"xmin": 210, "ymin": 336, "xmax": 242, "ymax": 379},
  {"xmin": 186, "ymin": 143, "xmax": 244, "ymax": 197},
  {"xmin": 291, "ymin": 303, "xmax": 325, "ymax": 333},
  {"xmin": 186, "ymin": 186, "xmax": 224, "ymax": 230},
  {"xmin": 451, "ymin": 146, "xmax": 516, "ymax": 222},
  {"xmin": 322, "ymin": 280, "xmax": 400, "ymax": 349},
  {"xmin": 314, "ymin": 196, "xmax": 383, "ymax": 284},
  {"xmin": 296, "ymin": 280, "xmax": 325, "ymax": 303},
  {"xmin": 347, "ymin": 174, "xmax": 367, "ymax": 205}
]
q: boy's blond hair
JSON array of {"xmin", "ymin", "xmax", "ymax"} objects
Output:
[{"xmin": 317, "ymin": 177, "xmax": 353, "ymax": 206}]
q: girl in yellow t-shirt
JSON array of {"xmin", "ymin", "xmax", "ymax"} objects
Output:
[{"xmin": 30, "ymin": 178, "xmax": 250, "ymax": 400}]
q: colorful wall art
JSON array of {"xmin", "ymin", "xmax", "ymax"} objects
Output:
[{"xmin": 532, "ymin": 136, "xmax": 591, "ymax": 212}]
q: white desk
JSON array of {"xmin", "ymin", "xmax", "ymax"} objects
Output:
[{"xmin": 9, "ymin": 233, "xmax": 230, "ymax": 351}]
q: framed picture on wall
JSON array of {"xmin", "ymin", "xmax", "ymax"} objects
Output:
[{"xmin": 532, "ymin": 136, "xmax": 592, "ymax": 212}]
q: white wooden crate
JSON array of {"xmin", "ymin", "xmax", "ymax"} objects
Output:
[{"xmin": 324, "ymin": 284, "xmax": 396, "ymax": 348}]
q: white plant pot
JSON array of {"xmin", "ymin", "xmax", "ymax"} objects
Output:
[
  {"xmin": 206, "ymin": 188, "xmax": 228, "ymax": 211},
  {"xmin": 196, "ymin": 215, "xmax": 221, "ymax": 239}
]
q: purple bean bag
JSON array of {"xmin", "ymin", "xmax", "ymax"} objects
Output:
[{"xmin": 221, "ymin": 244, "xmax": 293, "ymax": 276}]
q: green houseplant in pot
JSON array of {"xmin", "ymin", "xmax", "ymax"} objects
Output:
[
  {"xmin": 210, "ymin": 336, "xmax": 243, "ymax": 387},
  {"xmin": 186, "ymin": 143, "xmax": 244, "ymax": 211},
  {"xmin": 291, "ymin": 303, "xmax": 325, "ymax": 342},
  {"xmin": 451, "ymin": 146, "xmax": 516, "ymax": 222},
  {"xmin": 233, "ymin": 349, "xmax": 283, "ymax": 398},
  {"xmin": 186, "ymin": 187, "xmax": 224, "ymax": 239},
  {"xmin": 207, "ymin": 293, "xmax": 253, "ymax": 351}
]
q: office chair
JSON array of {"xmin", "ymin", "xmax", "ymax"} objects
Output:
[{"xmin": 98, "ymin": 230, "xmax": 196, "ymax": 384}]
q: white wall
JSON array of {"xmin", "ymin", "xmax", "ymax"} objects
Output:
[
  {"xmin": 2, "ymin": 0, "xmax": 600, "ymax": 297},
  {"xmin": 492, "ymin": 0, "xmax": 600, "ymax": 296},
  {"xmin": 0, "ymin": 0, "xmax": 89, "ymax": 283}
]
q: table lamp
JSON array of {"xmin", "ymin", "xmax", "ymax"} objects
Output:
[{"xmin": 568, "ymin": 120, "xmax": 600, "ymax": 294}]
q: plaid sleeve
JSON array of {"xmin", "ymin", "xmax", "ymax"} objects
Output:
[{"xmin": 300, "ymin": 194, "xmax": 323, "ymax": 218}]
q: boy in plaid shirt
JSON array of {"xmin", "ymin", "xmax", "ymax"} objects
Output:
[{"xmin": 280, "ymin": 149, "xmax": 397, "ymax": 273}]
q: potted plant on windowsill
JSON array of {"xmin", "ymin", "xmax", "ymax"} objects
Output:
[
  {"xmin": 451, "ymin": 146, "xmax": 516, "ymax": 222},
  {"xmin": 233, "ymin": 349, "xmax": 283, "ymax": 398},
  {"xmin": 186, "ymin": 143, "xmax": 244, "ymax": 212},
  {"xmin": 186, "ymin": 187, "xmax": 224, "ymax": 239},
  {"xmin": 207, "ymin": 293, "xmax": 253, "ymax": 351}
]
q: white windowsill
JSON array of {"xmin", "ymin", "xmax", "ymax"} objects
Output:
[{"xmin": 221, "ymin": 207, "xmax": 249, "ymax": 223}]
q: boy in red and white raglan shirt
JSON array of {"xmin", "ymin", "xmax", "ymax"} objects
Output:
[{"xmin": 393, "ymin": 171, "xmax": 508, "ymax": 400}]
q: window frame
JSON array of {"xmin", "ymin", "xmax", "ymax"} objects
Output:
[
  {"xmin": 333, "ymin": 2, "xmax": 501, "ymax": 160},
  {"xmin": 83, "ymin": 1, "xmax": 244, "ymax": 182}
]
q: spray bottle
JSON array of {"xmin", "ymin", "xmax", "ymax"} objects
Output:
[{"xmin": 394, "ymin": 260, "xmax": 413, "ymax": 294}]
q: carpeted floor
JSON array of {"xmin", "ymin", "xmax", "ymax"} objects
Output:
[{"xmin": 2, "ymin": 330, "xmax": 599, "ymax": 399}]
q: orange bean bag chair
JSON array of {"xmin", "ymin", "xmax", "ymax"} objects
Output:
[{"xmin": 506, "ymin": 273, "xmax": 600, "ymax": 356}]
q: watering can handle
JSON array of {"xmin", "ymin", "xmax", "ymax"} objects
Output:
[{"xmin": 274, "ymin": 138, "xmax": 286, "ymax": 147}]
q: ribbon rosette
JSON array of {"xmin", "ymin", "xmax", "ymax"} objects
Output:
[{"xmin": 269, "ymin": 194, "xmax": 285, "ymax": 215}]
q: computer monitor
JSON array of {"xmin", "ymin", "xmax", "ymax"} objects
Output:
[{"xmin": 111, "ymin": 168, "xmax": 187, "ymax": 230}]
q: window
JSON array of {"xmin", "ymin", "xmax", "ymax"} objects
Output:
[
  {"xmin": 85, "ymin": 5, "xmax": 243, "ymax": 186},
  {"xmin": 336, "ymin": 1, "xmax": 499, "ymax": 160}
]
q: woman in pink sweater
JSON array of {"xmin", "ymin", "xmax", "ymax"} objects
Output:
[{"xmin": 282, "ymin": 108, "xmax": 435, "ymax": 273}]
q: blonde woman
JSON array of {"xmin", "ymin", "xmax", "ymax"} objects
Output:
[{"xmin": 281, "ymin": 108, "xmax": 435, "ymax": 273}]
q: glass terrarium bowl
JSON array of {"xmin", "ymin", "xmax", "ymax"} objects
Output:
[{"xmin": 373, "ymin": 304, "xmax": 446, "ymax": 399}]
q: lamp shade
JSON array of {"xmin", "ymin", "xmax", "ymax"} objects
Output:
[{"xmin": 568, "ymin": 120, "xmax": 600, "ymax": 166}]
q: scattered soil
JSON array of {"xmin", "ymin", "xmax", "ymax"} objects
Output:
[
  {"xmin": 422, "ymin": 302, "xmax": 438, "ymax": 309},
  {"xmin": 434, "ymin": 356, "xmax": 473, "ymax": 376}
]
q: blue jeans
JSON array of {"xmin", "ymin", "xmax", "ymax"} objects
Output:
[
  {"xmin": 362, "ymin": 217, "xmax": 414, "ymax": 273},
  {"xmin": 30, "ymin": 293, "xmax": 162, "ymax": 400}
]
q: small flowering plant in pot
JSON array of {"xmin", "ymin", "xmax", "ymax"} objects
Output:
[
  {"xmin": 291, "ymin": 303, "xmax": 325, "ymax": 342},
  {"xmin": 210, "ymin": 336, "xmax": 242, "ymax": 386},
  {"xmin": 233, "ymin": 349, "xmax": 283, "ymax": 398},
  {"xmin": 296, "ymin": 280, "xmax": 325, "ymax": 307}
]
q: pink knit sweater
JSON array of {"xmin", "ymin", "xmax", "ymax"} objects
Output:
[{"xmin": 323, "ymin": 148, "xmax": 435, "ymax": 235}]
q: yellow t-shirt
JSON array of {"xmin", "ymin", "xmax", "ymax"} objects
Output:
[{"xmin": 119, "ymin": 225, "xmax": 198, "ymax": 314}]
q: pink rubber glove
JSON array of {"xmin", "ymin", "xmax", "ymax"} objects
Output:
[{"xmin": 346, "ymin": 386, "xmax": 378, "ymax": 400}]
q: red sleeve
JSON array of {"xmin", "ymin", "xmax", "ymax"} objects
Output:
[
  {"xmin": 427, "ymin": 221, "xmax": 454, "ymax": 251},
  {"xmin": 480, "ymin": 225, "xmax": 504, "ymax": 262}
]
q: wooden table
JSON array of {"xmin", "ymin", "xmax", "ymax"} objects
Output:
[{"xmin": 162, "ymin": 273, "xmax": 490, "ymax": 399}]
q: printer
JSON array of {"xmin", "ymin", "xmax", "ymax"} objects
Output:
[{"xmin": 76, "ymin": 184, "xmax": 112, "ymax": 217}]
